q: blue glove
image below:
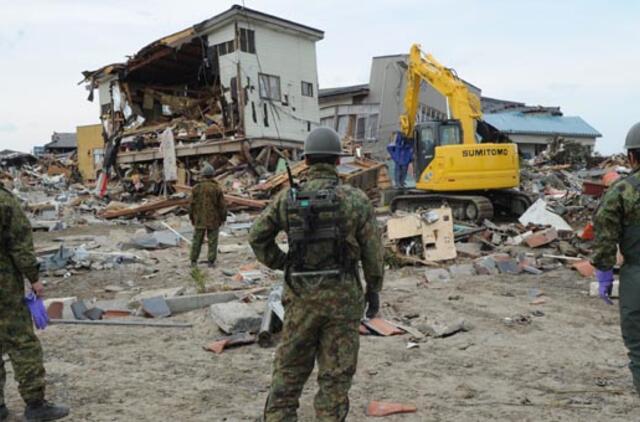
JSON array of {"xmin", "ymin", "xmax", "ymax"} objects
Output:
[
  {"xmin": 24, "ymin": 292, "xmax": 49, "ymax": 330},
  {"xmin": 596, "ymin": 269, "xmax": 614, "ymax": 305}
]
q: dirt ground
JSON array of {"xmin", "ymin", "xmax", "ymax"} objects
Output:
[{"xmin": 2, "ymin": 223, "xmax": 638, "ymax": 421}]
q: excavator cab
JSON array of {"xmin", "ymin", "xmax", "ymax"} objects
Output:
[{"xmin": 413, "ymin": 119, "xmax": 463, "ymax": 178}]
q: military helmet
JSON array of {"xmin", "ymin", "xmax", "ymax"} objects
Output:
[
  {"xmin": 201, "ymin": 163, "xmax": 215, "ymax": 177},
  {"xmin": 303, "ymin": 127, "xmax": 342, "ymax": 157},
  {"xmin": 625, "ymin": 122, "xmax": 640, "ymax": 150}
]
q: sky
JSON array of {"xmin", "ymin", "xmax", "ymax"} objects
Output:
[{"xmin": 1, "ymin": 0, "xmax": 638, "ymax": 154}]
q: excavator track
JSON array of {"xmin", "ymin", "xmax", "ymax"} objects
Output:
[
  {"xmin": 390, "ymin": 193, "xmax": 494, "ymax": 222},
  {"xmin": 389, "ymin": 190, "xmax": 534, "ymax": 222}
]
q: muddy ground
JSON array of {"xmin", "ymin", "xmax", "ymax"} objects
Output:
[{"xmin": 2, "ymin": 223, "xmax": 638, "ymax": 421}]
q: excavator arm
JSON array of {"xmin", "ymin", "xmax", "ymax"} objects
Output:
[{"xmin": 399, "ymin": 44, "xmax": 482, "ymax": 145}]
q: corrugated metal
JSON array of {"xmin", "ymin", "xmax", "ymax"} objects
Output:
[{"xmin": 484, "ymin": 112, "xmax": 601, "ymax": 138}]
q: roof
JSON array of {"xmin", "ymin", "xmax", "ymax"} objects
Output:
[
  {"xmin": 482, "ymin": 96, "xmax": 561, "ymax": 114},
  {"xmin": 484, "ymin": 111, "xmax": 602, "ymax": 138},
  {"xmin": 82, "ymin": 5, "xmax": 323, "ymax": 83},
  {"xmin": 318, "ymin": 84, "xmax": 370, "ymax": 99},
  {"xmin": 0, "ymin": 149, "xmax": 37, "ymax": 166},
  {"xmin": 45, "ymin": 132, "xmax": 77, "ymax": 149},
  {"xmin": 196, "ymin": 5, "xmax": 324, "ymax": 40}
]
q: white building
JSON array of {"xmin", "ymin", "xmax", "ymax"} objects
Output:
[
  {"xmin": 203, "ymin": 6, "xmax": 323, "ymax": 142},
  {"xmin": 83, "ymin": 5, "xmax": 324, "ymax": 165}
]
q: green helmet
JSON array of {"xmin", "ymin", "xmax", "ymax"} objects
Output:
[
  {"xmin": 201, "ymin": 163, "xmax": 215, "ymax": 177},
  {"xmin": 303, "ymin": 127, "xmax": 342, "ymax": 157},
  {"xmin": 626, "ymin": 122, "xmax": 640, "ymax": 150}
]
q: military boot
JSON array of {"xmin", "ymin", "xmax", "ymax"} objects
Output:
[
  {"xmin": 24, "ymin": 400, "xmax": 69, "ymax": 421},
  {"xmin": 0, "ymin": 404, "xmax": 9, "ymax": 421}
]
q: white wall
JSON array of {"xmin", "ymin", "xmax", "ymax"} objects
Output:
[{"xmin": 207, "ymin": 21, "xmax": 320, "ymax": 142}]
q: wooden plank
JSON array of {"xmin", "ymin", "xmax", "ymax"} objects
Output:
[
  {"xmin": 224, "ymin": 194, "xmax": 268, "ymax": 209},
  {"xmin": 101, "ymin": 198, "xmax": 190, "ymax": 219}
]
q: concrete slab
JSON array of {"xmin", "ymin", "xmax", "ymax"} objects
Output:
[
  {"xmin": 209, "ymin": 302, "xmax": 262, "ymax": 334},
  {"xmin": 130, "ymin": 287, "xmax": 185, "ymax": 306},
  {"xmin": 142, "ymin": 296, "xmax": 172, "ymax": 318},
  {"xmin": 165, "ymin": 292, "xmax": 239, "ymax": 314},
  {"xmin": 590, "ymin": 280, "xmax": 620, "ymax": 298}
]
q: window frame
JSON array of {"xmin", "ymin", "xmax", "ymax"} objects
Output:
[
  {"xmin": 239, "ymin": 28, "xmax": 256, "ymax": 54},
  {"xmin": 258, "ymin": 73, "xmax": 282, "ymax": 102},
  {"xmin": 301, "ymin": 81, "xmax": 314, "ymax": 97}
]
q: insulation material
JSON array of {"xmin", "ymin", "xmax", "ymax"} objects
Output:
[{"xmin": 519, "ymin": 199, "xmax": 573, "ymax": 231}]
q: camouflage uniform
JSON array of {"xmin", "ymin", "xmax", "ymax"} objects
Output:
[
  {"xmin": 593, "ymin": 168, "xmax": 640, "ymax": 391},
  {"xmin": 0, "ymin": 186, "xmax": 46, "ymax": 406},
  {"xmin": 249, "ymin": 163, "xmax": 384, "ymax": 421},
  {"xmin": 189, "ymin": 179, "xmax": 227, "ymax": 264}
]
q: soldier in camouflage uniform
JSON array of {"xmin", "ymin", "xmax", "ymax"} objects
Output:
[
  {"xmin": 189, "ymin": 163, "xmax": 227, "ymax": 267},
  {"xmin": 593, "ymin": 121, "xmax": 640, "ymax": 394},
  {"xmin": 0, "ymin": 186, "xmax": 68, "ymax": 421},
  {"xmin": 249, "ymin": 127, "xmax": 384, "ymax": 421}
]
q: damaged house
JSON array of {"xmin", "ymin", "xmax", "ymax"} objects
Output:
[{"xmin": 81, "ymin": 5, "xmax": 323, "ymax": 184}]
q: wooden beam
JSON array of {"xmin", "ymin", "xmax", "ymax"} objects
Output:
[{"xmin": 101, "ymin": 198, "xmax": 190, "ymax": 219}]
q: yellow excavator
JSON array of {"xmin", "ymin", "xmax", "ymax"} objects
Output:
[{"xmin": 389, "ymin": 44, "xmax": 532, "ymax": 220}]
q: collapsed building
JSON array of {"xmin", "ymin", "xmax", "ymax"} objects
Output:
[{"xmin": 81, "ymin": 5, "xmax": 324, "ymax": 186}]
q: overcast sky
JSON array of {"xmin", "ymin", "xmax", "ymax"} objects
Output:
[{"xmin": 1, "ymin": 0, "xmax": 638, "ymax": 154}]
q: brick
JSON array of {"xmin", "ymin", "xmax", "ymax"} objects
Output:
[
  {"xmin": 572, "ymin": 260, "xmax": 595, "ymax": 277},
  {"xmin": 362, "ymin": 318, "xmax": 405, "ymax": 336},
  {"xmin": 366, "ymin": 401, "xmax": 417, "ymax": 416},
  {"xmin": 524, "ymin": 228, "xmax": 558, "ymax": 248}
]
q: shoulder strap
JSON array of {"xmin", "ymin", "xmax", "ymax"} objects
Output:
[{"xmin": 625, "ymin": 174, "xmax": 640, "ymax": 193}]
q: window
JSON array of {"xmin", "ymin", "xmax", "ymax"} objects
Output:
[
  {"xmin": 336, "ymin": 115, "xmax": 349, "ymax": 136},
  {"xmin": 301, "ymin": 81, "xmax": 314, "ymax": 97},
  {"xmin": 440, "ymin": 125, "xmax": 461, "ymax": 145},
  {"xmin": 239, "ymin": 28, "xmax": 256, "ymax": 53},
  {"xmin": 263, "ymin": 103, "xmax": 269, "ymax": 127},
  {"xmin": 366, "ymin": 114, "xmax": 378, "ymax": 140},
  {"xmin": 258, "ymin": 73, "xmax": 281, "ymax": 101},
  {"xmin": 356, "ymin": 117, "xmax": 366, "ymax": 139},
  {"xmin": 215, "ymin": 40, "xmax": 235, "ymax": 56}
]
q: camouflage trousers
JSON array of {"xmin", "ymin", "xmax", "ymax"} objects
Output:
[
  {"xmin": 190, "ymin": 228, "xmax": 219, "ymax": 264},
  {"xmin": 264, "ymin": 302, "xmax": 360, "ymax": 422},
  {"xmin": 0, "ymin": 305, "xmax": 46, "ymax": 405}
]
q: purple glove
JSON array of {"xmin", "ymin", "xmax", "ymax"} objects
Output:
[
  {"xmin": 596, "ymin": 269, "xmax": 614, "ymax": 305},
  {"xmin": 24, "ymin": 292, "xmax": 49, "ymax": 330}
]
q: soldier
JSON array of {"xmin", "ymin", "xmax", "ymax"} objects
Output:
[
  {"xmin": 593, "ymin": 121, "xmax": 640, "ymax": 395},
  {"xmin": 0, "ymin": 185, "xmax": 69, "ymax": 421},
  {"xmin": 189, "ymin": 163, "xmax": 227, "ymax": 268},
  {"xmin": 249, "ymin": 127, "xmax": 384, "ymax": 421}
]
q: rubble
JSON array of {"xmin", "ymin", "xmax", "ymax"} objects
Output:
[{"xmin": 209, "ymin": 301, "xmax": 262, "ymax": 334}]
